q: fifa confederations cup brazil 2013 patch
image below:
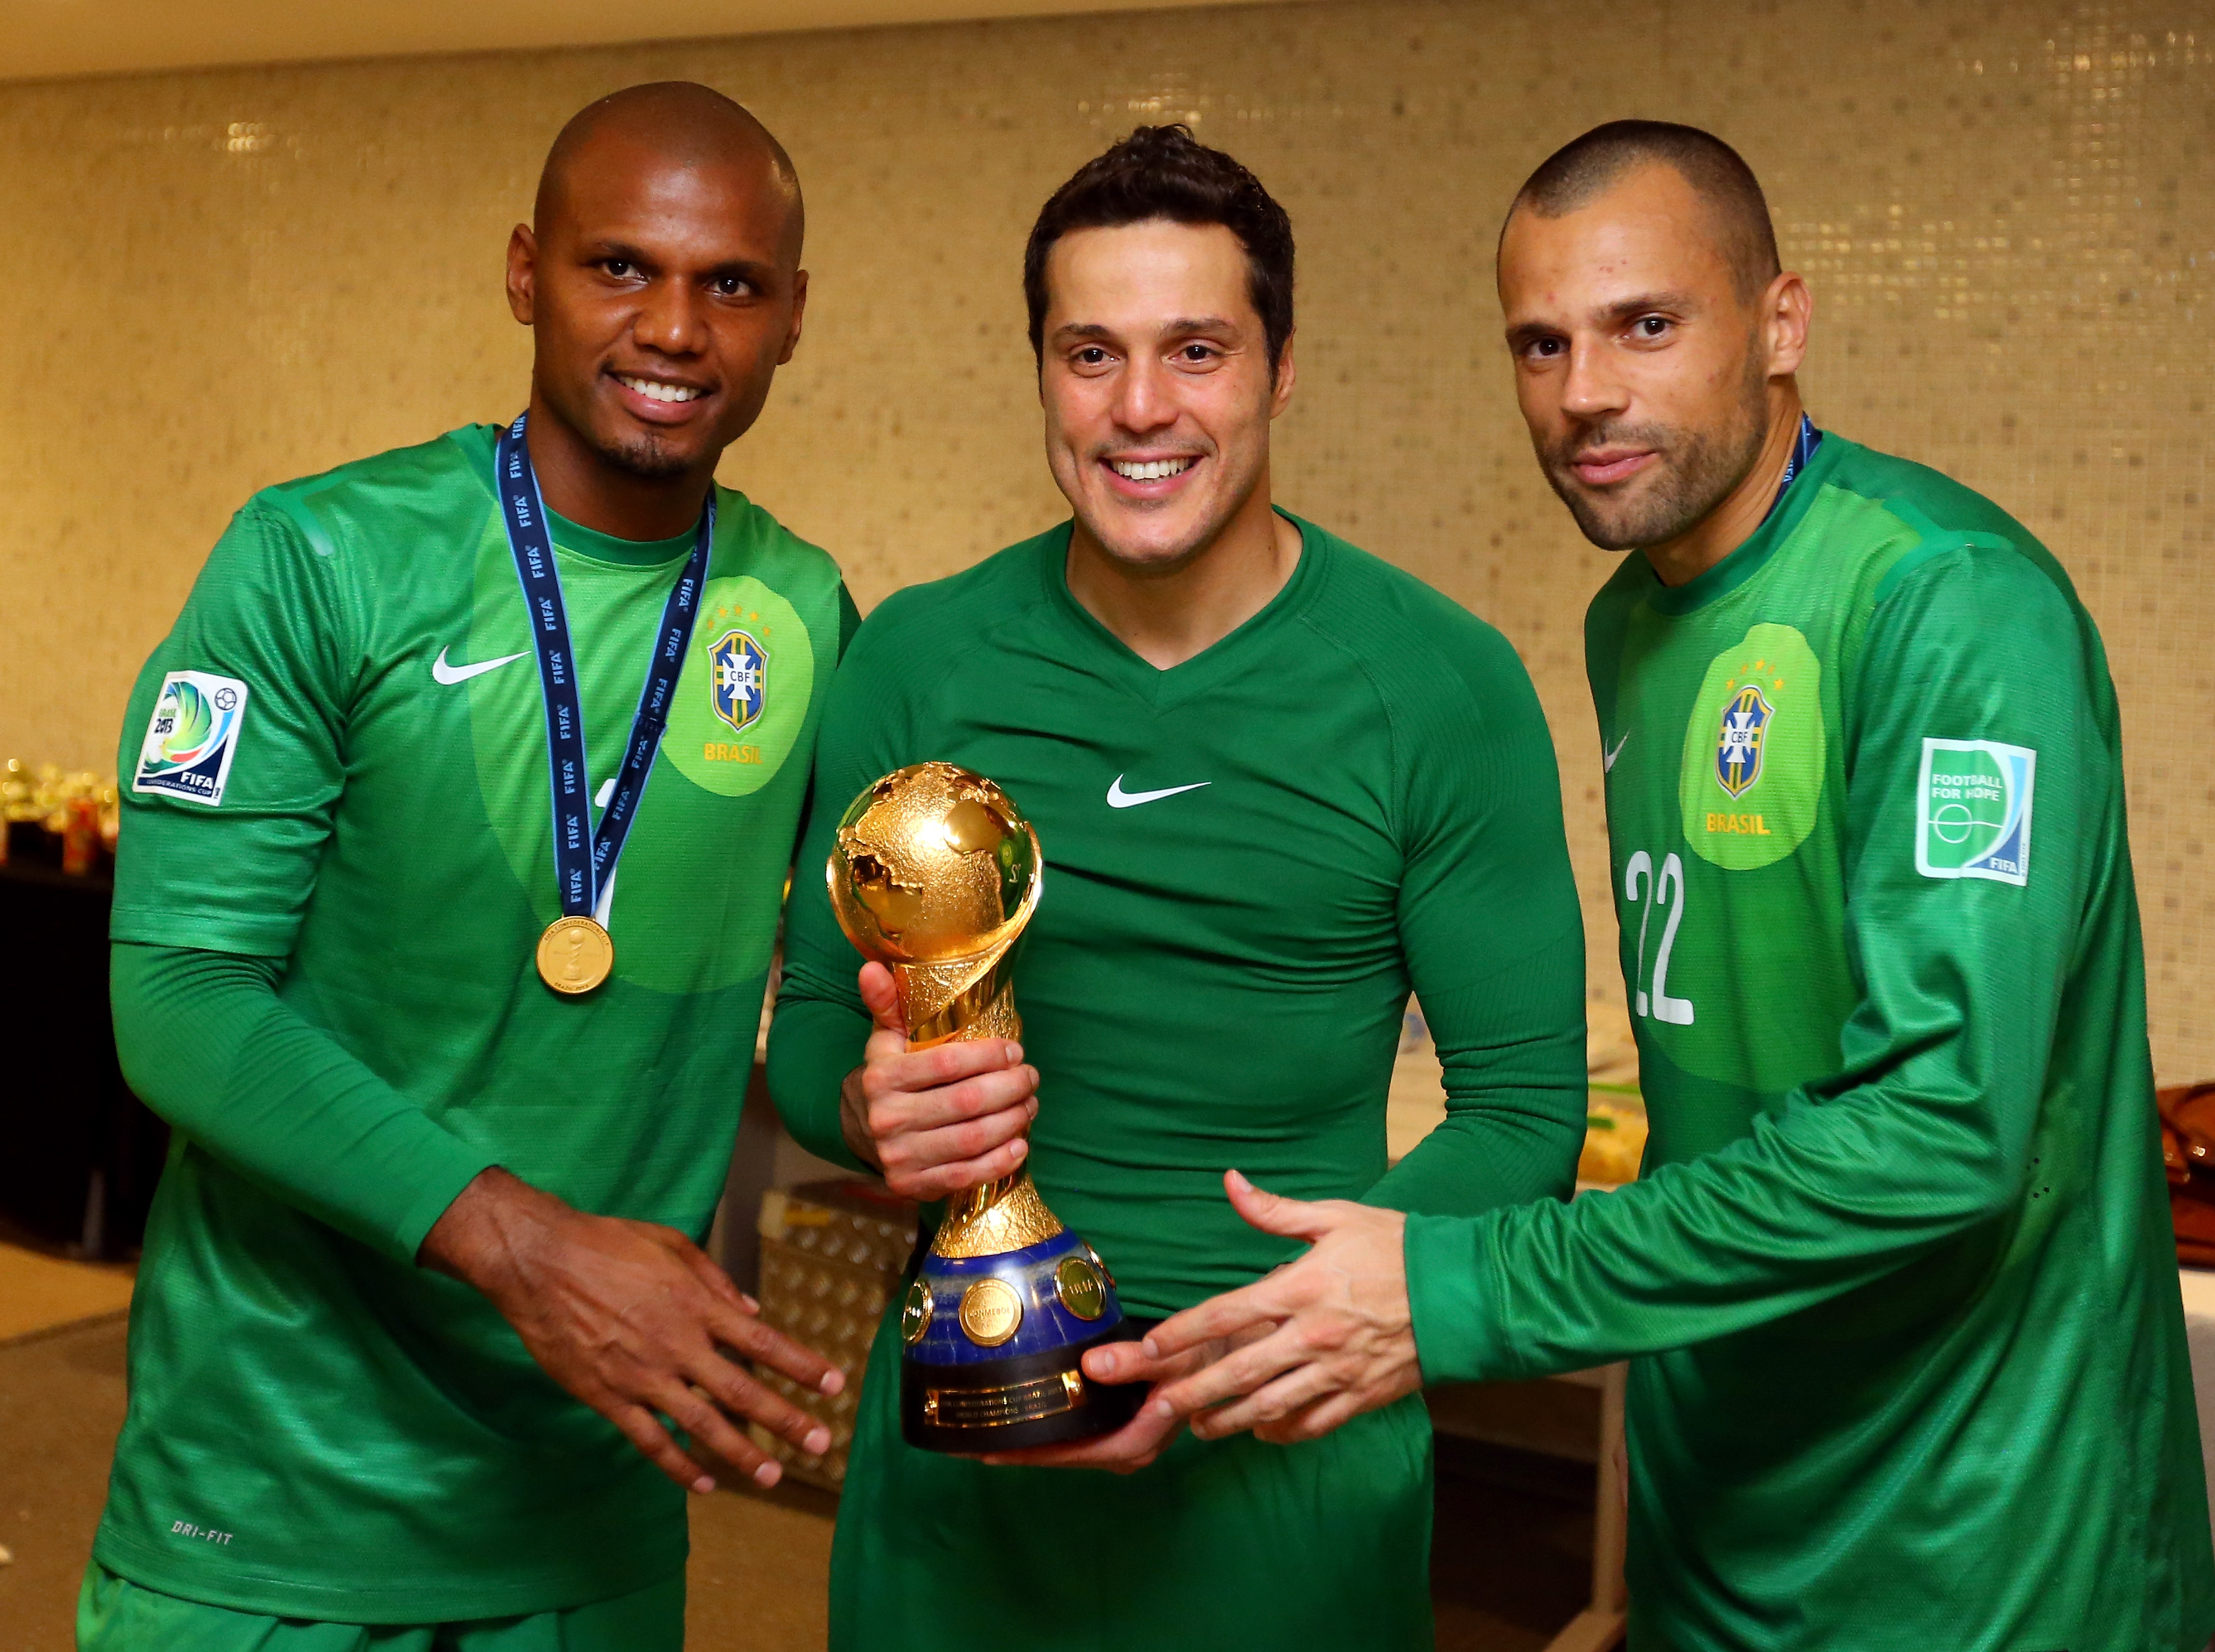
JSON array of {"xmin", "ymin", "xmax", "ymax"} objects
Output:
[
  {"xmin": 1915, "ymin": 738, "xmax": 2035, "ymax": 885},
  {"xmin": 133, "ymin": 670, "xmax": 250, "ymax": 806}
]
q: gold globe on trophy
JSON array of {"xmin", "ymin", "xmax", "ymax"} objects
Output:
[{"xmin": 827, "ymin": 761, "xmax": 1142, "ymax": 1450}]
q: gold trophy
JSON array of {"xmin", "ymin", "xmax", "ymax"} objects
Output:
[{"xmin": 828, "ymin": 761, "xmax": 1142, "ymax": 1450}]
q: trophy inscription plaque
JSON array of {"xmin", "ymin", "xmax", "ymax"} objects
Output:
[{"xmin": 827, "ymin": 760, "xmax": 1144, "ymax": 1451}]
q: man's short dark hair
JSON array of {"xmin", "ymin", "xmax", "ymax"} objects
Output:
[
  {"xmin": 1024, "ymin": 125, "xmax": 1295, "ymax": 376},
  {"xmin": 1509, "ymin": 120, "xmax": 1780, "ymax": 300}
]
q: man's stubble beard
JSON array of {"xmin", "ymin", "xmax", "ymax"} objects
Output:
[
  {"xmin": 593, "ymin": 426, "xmax": 693, "ymax": 480},
  {"xmin": 539, "ymin": 379, "xmax": 701, "ymax": 482},
  {"xmin": 1539, "ymin": 352, "xmax": 1772, "ymax": 553}
]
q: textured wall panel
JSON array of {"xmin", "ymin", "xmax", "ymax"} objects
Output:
[{"xmin": 1, "ymin": 0, "xmax": 2208, "ymax": 1071}]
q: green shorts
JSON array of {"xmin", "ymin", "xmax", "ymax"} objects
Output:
[
  {"xmin": 828, "ymin": 1312, "xmax": 1436, "ymax": 1651},
  {"xmin": 76, "ymin": 1562, "xmax": 684, "ymax": 1652}
]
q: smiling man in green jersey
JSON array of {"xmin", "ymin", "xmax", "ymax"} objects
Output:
[
  {"xmin": 764, "ymin": 125, "xmax": 1587, "ymax": 1649},
  {"xmin": 1141, "ymin": 121, "xmax": 2215, "ymax": 1652},
  {"xmin": 78, "ymin": 84, "xmax": 856, "ymax": 1652}
]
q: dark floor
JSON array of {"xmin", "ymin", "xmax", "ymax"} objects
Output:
[
  {"xmin": 1431, "ymin": 1434, "xmax": 1598, "ymax": 1649},
  {"xmin": 0, "ymin": 1317, "xmax": 1594, "ymax": 1651}
]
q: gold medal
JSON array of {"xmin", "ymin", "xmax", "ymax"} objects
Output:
[
  {"xmin": 494, "ymin": 418, "xmax": 711, "ymax": 1006},
  {"xmin": 536, "ymin": 916, "xmax": 614, "ymax": 996}
]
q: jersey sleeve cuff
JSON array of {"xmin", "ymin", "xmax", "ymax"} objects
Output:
[
  {"xmin": 1404, "ymin": 1211, "xmax": 1505, "ymax": 1385},
  {"xmin": 110, "ymin": 904, "xmax": 299, "ymax": 960},
  {"xmin": 390, "ymin": 1138, "xmax": 503, "ymax": 1264},
  {"xmin": 764, "ymin": 999, "xmax": 876, "ymax": 1174},
  {"xmin": 773, "ymin": 1094, "xmax": 871, "ymax": 1178}
]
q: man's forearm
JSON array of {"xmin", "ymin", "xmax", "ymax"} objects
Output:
[
  {"xmin": 112, "ymin": 939, "xmax": 497, "ymax": 1262},
  {"xmin": 764, "ymin": 991, "xmax": 876, "ymax": 1172},
  {"xmin": 418, "ymin": 1165, "xmax": 570, "ymax": 1284},
  {"xmin": 1405, "ymin": 1066, "xmax": 2025, "ymax": 1385},
  {"xmin": 1370, "ymin": 931, "xmax": 1588, "ymax": 1218}
]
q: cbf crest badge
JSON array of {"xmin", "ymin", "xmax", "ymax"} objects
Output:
[
  {"xmin": 1715, "ymin": 684, "xmax": 1772, "ymax": 799},
  {"xmin": 710, "ymin": 628, "xmax": 768, "ymax": 733}
]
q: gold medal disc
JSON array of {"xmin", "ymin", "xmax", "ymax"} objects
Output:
[
  {"xmin": 1054, "ymin": 1255, "xmax": 1107, "ymax": 1320},
  {"xmin": 902, "ymin": 1279, "xmax": 935, "ymax": 1344},
  {"xmin": 537, "ymin": 916, "xmax": 614, "ymax": 996},
  {"xmin": 957, "ymin": 1277, "xmax": 1023, "ymax": 1347}
]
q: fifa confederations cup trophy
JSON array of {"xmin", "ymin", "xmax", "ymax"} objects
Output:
[{"xmin": 827, "ymin": 760, "xmax": 1145, "ymax": 1451}]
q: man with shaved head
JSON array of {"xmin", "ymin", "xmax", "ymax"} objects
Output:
[
  {"xmin": 1139, "ymin": 121, "xmax": 2215, "ymax": 1651},
  {"xmin": 79, "ymin": 83, "xmax": 853, "ymax": 1651}
]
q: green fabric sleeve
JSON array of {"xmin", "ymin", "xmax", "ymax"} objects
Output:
[
  {"xmin": 1364, "ymin": 617, "xmax": 1587, "ymax": 1220},
  {"xmin": 111, "ymin": 940, "xmax": 500, "ymax": 1262},
  {"xmin": 1407, "ymin": 544, "xmax": 2095, "ymax": 1382},
  {"xmin": 766, "ymin": 600, "xmax": 915, "ymax": 1172},
  {"xmin": 109, "ymin": 506, "xmax": 354, "ymax": 959}
]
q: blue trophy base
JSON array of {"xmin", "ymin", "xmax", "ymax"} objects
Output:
[
  {"xmin": 898, "ymin": 1228, "xmax": 1150, "ymax": 1451},
  {"xmin": 900, "ymin": 1320, "xmax": 1152, "ymax": 1451}
]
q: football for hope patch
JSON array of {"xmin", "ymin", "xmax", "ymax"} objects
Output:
[
  {"xmin": 133, "ymin": 671, "xmax": 249, "ymax": 806},
  {"xmin": 1916, "ymin": 738, "xmax": 2035, "ymax": 885}
]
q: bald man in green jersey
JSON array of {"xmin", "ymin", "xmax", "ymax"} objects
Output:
[
  {"xmin": 79, "ymin": 85, "xmax": 851, "ymax": 1652},
  {"xmin": 1143, "ymin": 122, "xmax": 2215, "ymax": 1652},
  {"xmin": 767, "ymin": 125, "xmax": 1587, "ymax": 1650}
]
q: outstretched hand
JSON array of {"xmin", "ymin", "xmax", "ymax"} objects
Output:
[
  {"xmin": 421, "ymin": 1166, "xmax": 846, "ymax": 1494},
  {"xmin": 1142, "ymin": 1170, "xmax": 1420, "ymax": 1446}
]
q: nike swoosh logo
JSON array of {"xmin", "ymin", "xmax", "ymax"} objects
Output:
[
  {"xmin": 1108, "ymin": 775, "xmax": 1210, "ymax": 809},
  {"xmin": 431, "ymin": 646, "xmax": 529, "ymax": 686},
  {"xmin": 1603, "ymin": 731, "xmax": 1630, "ymax": 772}
]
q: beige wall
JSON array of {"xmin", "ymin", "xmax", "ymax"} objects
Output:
[
  {"xmin": 3, "ymin": 1, "xmax": 2211, "ymax": 1073},
  {"xmin": 0, "ymin": 0, "xmax": 1290, "ymax": 83}
]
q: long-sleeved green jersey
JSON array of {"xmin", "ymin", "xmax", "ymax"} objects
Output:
[
  {"xmin": 1406, "ymin": 432, "xmax": 2215, "ymax": 1651},
  {"xmin": 769, "ymin": 514, "xmax": 1586, "ymax": 1649},
  {"xmin": 97, "ymin": 425, "xmax": 851, "ymax": 1623}
]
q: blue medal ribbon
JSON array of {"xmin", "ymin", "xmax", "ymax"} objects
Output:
[
  {"xmin": 1765, "ymin": 411, "xmax": 1822, "ymax": 521},
  {"xmin": 496, "ymin": 412, "xmax": 713, "ymax": 934}
]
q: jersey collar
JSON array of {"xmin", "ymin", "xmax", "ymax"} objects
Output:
[
  {"xmin": 545, "ymin": 507, "xmax": 701, "ymax": 569},
  {"xmin": 457, "ymin": 421, "xmax": 716, "ymax": 570},
  {"xmin": 1039, "ymin": 508, "xmax": 1326, "ymax": 707}
]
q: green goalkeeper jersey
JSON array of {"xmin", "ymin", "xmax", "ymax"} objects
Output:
[
  {"xmin": 769, "ymin": 513, "xmax": 1587, "ymax": 1649},
  {"xmin": 96, "ymin": 424, "xmax": 851, "ymax": 1622},
  {"xmin": 1406, "ymin": 432, "xmax": 2215, "ymax": 1651}
]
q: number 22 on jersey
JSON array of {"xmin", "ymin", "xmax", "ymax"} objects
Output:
[{"xmin": 1623, "ymin": 849, "xmax": 1695, "ymax": 1026}]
